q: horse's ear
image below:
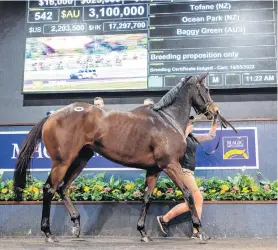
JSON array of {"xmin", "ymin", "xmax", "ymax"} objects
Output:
[{"xmin": 198, "ymin": 72, "xmax": 209, "ymax": 82}]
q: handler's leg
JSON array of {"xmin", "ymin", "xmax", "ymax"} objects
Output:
[
  {"xmin": 164, "ymin": 169, "xmax": 202, "ymax": 219},
  {"xmin": 157, "ymin": 169, "xmax": 206, "ymax": 239}
]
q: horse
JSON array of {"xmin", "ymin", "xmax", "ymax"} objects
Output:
[{"xmin": 13, "ymin": 73, "xmax": 219, "ymax": 243}]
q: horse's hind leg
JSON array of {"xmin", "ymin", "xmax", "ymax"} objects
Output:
[
  {"xmin": 41, "ymin": 163, "xmax": 69, "ymax": 243},
  {"xmin": 137, "ymin": 170, "xmax": 161, "ymax": 242},
  {"xmin": 57, "ymin": 146, "xmax": 94, "ymax": 238},
  {"xmin": 164, "ymin": 163, "xmax": 208, "ymax": 243},
  {"xmin": 57, "ymin": 161, "xmax": 84, "ymax": 238}
]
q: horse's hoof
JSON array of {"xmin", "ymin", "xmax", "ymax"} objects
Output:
[
  {"xmin": 71, "ymin": 226, "xmax": 80, "ymax": 238},
  {"xmin": 45, "ymin": 235, "xmax": 59, "ymax": 243},
  {"xmin": 141, "ymin": 235, "xmax": 153, "ymax": 243},
  {"xmin": 198, "ymin": 232, "xmax": 209, "ymax": 244}
]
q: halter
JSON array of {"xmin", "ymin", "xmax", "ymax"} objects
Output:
[
  {"xmin": 192, "ymin": 78, "xmax": 214, "ymax": 118},
  {"xmin": 189, "ymin": 77, "xmax": 237, "ymax": 155}
]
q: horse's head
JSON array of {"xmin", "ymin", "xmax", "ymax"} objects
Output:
[{"xmin": 187, "ymin": 73, "xmax": 219, "ymax": 120}]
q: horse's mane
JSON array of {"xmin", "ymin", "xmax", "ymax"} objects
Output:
[{"xmin": 153, "ymin": 76, "xmax": 192, "ymax": 111}]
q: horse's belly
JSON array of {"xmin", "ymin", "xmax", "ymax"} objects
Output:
[
  {"xmin": 92, "ymin": 120, "xmax": 156, "ymax": 167},
  {"xmin": 94, "ymin": 146, "xmax": 156, "ymax": 168}
]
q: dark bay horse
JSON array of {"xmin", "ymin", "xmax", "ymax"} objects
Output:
[{"xmin": 13, "ymin": 73, "xmax": 219, "ymax": 243}]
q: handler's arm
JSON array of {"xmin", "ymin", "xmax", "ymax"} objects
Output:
[
  {"xmin": 193, "ymin": 116, "xmax": 217, "ymax": 142},
  {"xmin": 184, "ymin": 124, "xmax": 194, "ymax": 139}
]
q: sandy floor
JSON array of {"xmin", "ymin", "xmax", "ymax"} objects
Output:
[{"xmin": 0, "ymin": 236, "xmax": 276, "ymax": 250}]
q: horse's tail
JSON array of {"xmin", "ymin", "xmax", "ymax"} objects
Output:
[{"xmin": 13, "ymin": 116, "xmax": 49, "ymax": 200}]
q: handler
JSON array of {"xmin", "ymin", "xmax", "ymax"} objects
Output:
[{"xmin": 157, "ymin": 115, "xmax": 217, "ymax": 239}]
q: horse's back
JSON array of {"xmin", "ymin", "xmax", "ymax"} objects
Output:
[
  {"xmin": 52, "ymin": 102, "xmax": 94, "ymax": 115},
  {"xmin": 41, "ymin": 102, "xmax": 185, "ymax": 168},
  {"xmin": 42, "ymin": 102, "xmax": 103, "ymax": 141}
]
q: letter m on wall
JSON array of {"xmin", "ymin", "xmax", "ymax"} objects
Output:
[{"xmin": 212, "ymin": 76, "xmax": 220, "ymax": 83}]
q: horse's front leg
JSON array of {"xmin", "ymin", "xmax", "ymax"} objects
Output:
[
  {"xmin": 163, "ymin": 162, "xmax": 209, "ymax": 244},
  {"xmin": 137, "ymin": 170, "xmax": 161, "ymax": 242}
]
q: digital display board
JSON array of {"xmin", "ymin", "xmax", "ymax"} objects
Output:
[{"xmin": 23, "ymin": 0, "xmax": 277, "ymax": 93}]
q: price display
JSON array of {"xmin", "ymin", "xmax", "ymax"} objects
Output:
[
  {"xmin": 23, "ymin": 0, "xmax": 277, "ymax": 94},
  {"xmin": 77, "ymin": 0, "xmax": 122, "ymax": 5},
  {"xmin": 43, "ymin": 23, "xmax": 87, "ymax": 34},
  {"xmin": 29, "ymin": 0, "xmax": 75, "ymax": 8},
  {"xmin": 83, "ymin": 5, "xmax": 147, "ymax": 20},
  {"xmin": 103, "ymin": 21, "xmax": 147, "ymax": 32}
]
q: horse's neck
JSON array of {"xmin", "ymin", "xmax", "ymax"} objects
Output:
[{"xmin": 163, "ymin": 87, "xmax": 192, "ymax": 131}]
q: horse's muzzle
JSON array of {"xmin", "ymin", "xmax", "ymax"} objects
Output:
[
  {"xmin": 209, "ymin": 103, "xmax": 219, "ymax": 115},
  {"xmin": 205, "ymin": 103, "xmax": 219, "ymax": 120}
]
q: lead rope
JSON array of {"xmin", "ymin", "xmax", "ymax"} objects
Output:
[{"xmin": 190, "ymin": 113, "xmax": 224, "ymax": 156}]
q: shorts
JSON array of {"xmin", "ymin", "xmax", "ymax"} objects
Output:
[{"xmin": 181, "ymin": 168, "xmax": 199, "ymax": 193}]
